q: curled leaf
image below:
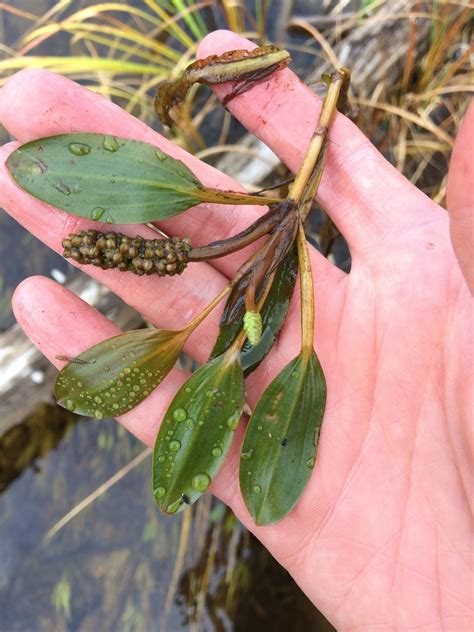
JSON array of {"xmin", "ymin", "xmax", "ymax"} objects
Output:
[
  {"xmin": 155, "ymin": 45, "xmax": 291, "ymax": 126},
  {"xmin": 153, "ymin": 349, "xmax": 244, "ymax": 514},
  {"xmin": 55, "ymin": 329, "xmax": 187, "ymax": 418},
  {"xmin": 239, "ymin": 351, "xmax": 326, "ymax": 525}
]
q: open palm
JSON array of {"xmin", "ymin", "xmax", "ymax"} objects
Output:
[{"xmin": 1, "ymin": 31, "xmax": 472, "ymax": 630}]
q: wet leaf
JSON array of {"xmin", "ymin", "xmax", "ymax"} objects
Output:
[
  {"xmin": 6, "ymin": 133, "xmax": 281, "ymax": 223},
  {"xmin": 240, "ymin": 351, "xmax": 326, "ymax": 525},
  {"xmin": 153, "ymin": 349, "xmax": 244, "ymax": 514},
  {"xmin": 55, "ymin": 329, "xmax": 187, "ymax": 418},
  {"xmin": 210, "ymin": 248, "xmax": 298, "ymax": 375},
  {"xmin": 6, "ymin": 133, "xmax": 203, "ymax": 223}
]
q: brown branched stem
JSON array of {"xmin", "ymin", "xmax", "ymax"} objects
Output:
[
  {"xmin": 299, "ymin": 68, "xmax": 352, "ymax": 221},
  {"xmin": 194, "ymin": 186, "xmax": 283, "ymax": 207},
  {"xmin": 185, "ymin": 70, "xmax": 351, "ymax": 351},
  {"xmin": 296, "ymin": 220, "xmax": 315, "ymax": 359},
  {"xmin": 188, "ymin": 201, "xmax": 291, "ymax": 262},
  {"xmin": 244, "ymin": 274, "xmax": 258, "ymax": 312},
  {"xmin": 230, "ymin": 206, "xmax": 297, "ymax": 290},
  {"xmin": 287, "ymin": 68, "xmax": 351, "ymax": 208},
  {"xmin": 287, "ymin": 69, "xmax": 351, "ymax": 356},
  {"xmin": 252, "ymin": 177, "xmax": 295, "ymax": 194}
]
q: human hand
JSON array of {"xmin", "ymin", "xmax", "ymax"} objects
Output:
[{"xmin": 1, "ymin": 30, "xmax": 472, "ymax": 630}]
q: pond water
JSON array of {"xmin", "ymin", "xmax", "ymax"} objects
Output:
[
  {"xmin": 1, "ymin": 407, "xmax": 332, "ymax": 631},
  {"xmin": 0, "ymin": 2, "xmax": 336, "ymax": 630}
]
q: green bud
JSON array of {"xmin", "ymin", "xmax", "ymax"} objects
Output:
[{"xmin": 243, "ymin": 311, "xmax": 263, "ymax": 346}]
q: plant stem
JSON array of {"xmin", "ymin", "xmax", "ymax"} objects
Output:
[
  {"xmin": 296, "ymin": 220, "xmax": 314, "ymax": 359},
  {"xmin": 188, "ymin": 201, "xmax": 290, "ymax": 262},
  {"xmin": 287, "ymin": 68, "xmax": 351, "ymax": 207},
  {"xmin": 195, "ymin": 186, "xmax": 283, "ymax": 207},
  {"xmin": 287, "ymin": 69, "xmax": 351, "ymax": 359}
]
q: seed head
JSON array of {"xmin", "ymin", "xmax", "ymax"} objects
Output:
[{"xmin": 62, "ymin": 230, "xmax": 191, "ymax": 276}]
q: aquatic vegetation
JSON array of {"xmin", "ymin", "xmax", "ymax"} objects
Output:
[{"xmin": 6, "ymin": 47, "xmax": 351, "ymax": 525}]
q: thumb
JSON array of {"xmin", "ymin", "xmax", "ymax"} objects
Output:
[{"xmin": 446, "ymin": 99, "xmax": 474, "ymax": 293}]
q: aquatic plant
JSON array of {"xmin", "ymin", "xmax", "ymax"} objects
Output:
[{"xmin": 7, "ymin": 44, "xmax": 347, "ymax": 524}]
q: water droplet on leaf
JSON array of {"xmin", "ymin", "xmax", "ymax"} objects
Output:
[
  {"xmin": 54, "ymin": 181, "xmax": 71, "ymax": 195},
  {"xmin": 102, "ymin": 136, "xmax": 121, "ymax": 152},
  {"xmin": 91, "ymin": 207, "xmax": 106, "ymax": 220},
  {"xmin": 241, "ymin": 449, "xmax": 253, "ymax": 460},
  {"xmin": 155, "ymin": 486, "xmax": 166, "ymax": 497},
  {"xmin": 68, "ymin": 142, "xmax": 91, "ymax": 156},
  {"xmin": 65, "ymin": 399, "xmax": 76, "ymax": 411},
  {"xmin": 226, "ymin": 411, "xmax": 240, "ymax": 430},
  {"xmin": 31, "ymin": 158, "xmax": 48, "ymax": 174},
  {"xmin": 166, "ymin": 498, "xmax": 183, "ymax": 514},
  {"xmin": 252, "ymin": 484, "xmax": 262, "ymax": 494},
  {"xmin": 306, "ymin": 456, "xmax": 315, "ymax": 469},
  {"xmin": 211, "ymin": 447, "xmax": 222, "ymax": 457},
  {"xmin": 94, "ymin": 410, "xmax": 104, "ymax": 420},
  {"xmin": 191, "ymin": 473, "xmax": 211, "ymax": 492},
  {"xmin": 169, "ymin": 440, "xmax": 181, "ymax": 452},
  {"xmin": 173, "ymin": 408, "xmax": 187, "ymax": 422}
]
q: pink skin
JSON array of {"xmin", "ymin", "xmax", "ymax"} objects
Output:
[{"xmin": 0, "ymin": 29, "xmax": 472, "ymax": 630}]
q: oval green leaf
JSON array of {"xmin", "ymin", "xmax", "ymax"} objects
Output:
[
  {"xmin": 6, "ymin": 133, "xmax": 203, "ymax": 223},
  {"xmin": 55, "ymin": 329, "xmax": 187, "ymax": 418},
  {"xmin": 153, "ymin": 349, "xmax": 244, "ymax": 514},
  {"xmin": 210, "ymin": 247, "xmax": 298, "ymax": 376},
  {"xmin": 240, "ymin": 351, "xmax": 326, "ymax": 525}
]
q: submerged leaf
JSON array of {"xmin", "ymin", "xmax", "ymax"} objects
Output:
[
  {"xmin": 6, "ymin": 133, "xmax": 202, "ymax": 223},
  {"xmin": 153, "ymin": 349, "xmax": 244, "ymax": 514},
  {"xmin": 55, "ymin": 329, "xmax": 187, "ymax": 418},
  {"xmin": 210, "ymin": 248, "xmax": 298, "ymax": 375},
  {"xmin": 240, "ymin": 351, "xmax": 326, "ymax": 525}
]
